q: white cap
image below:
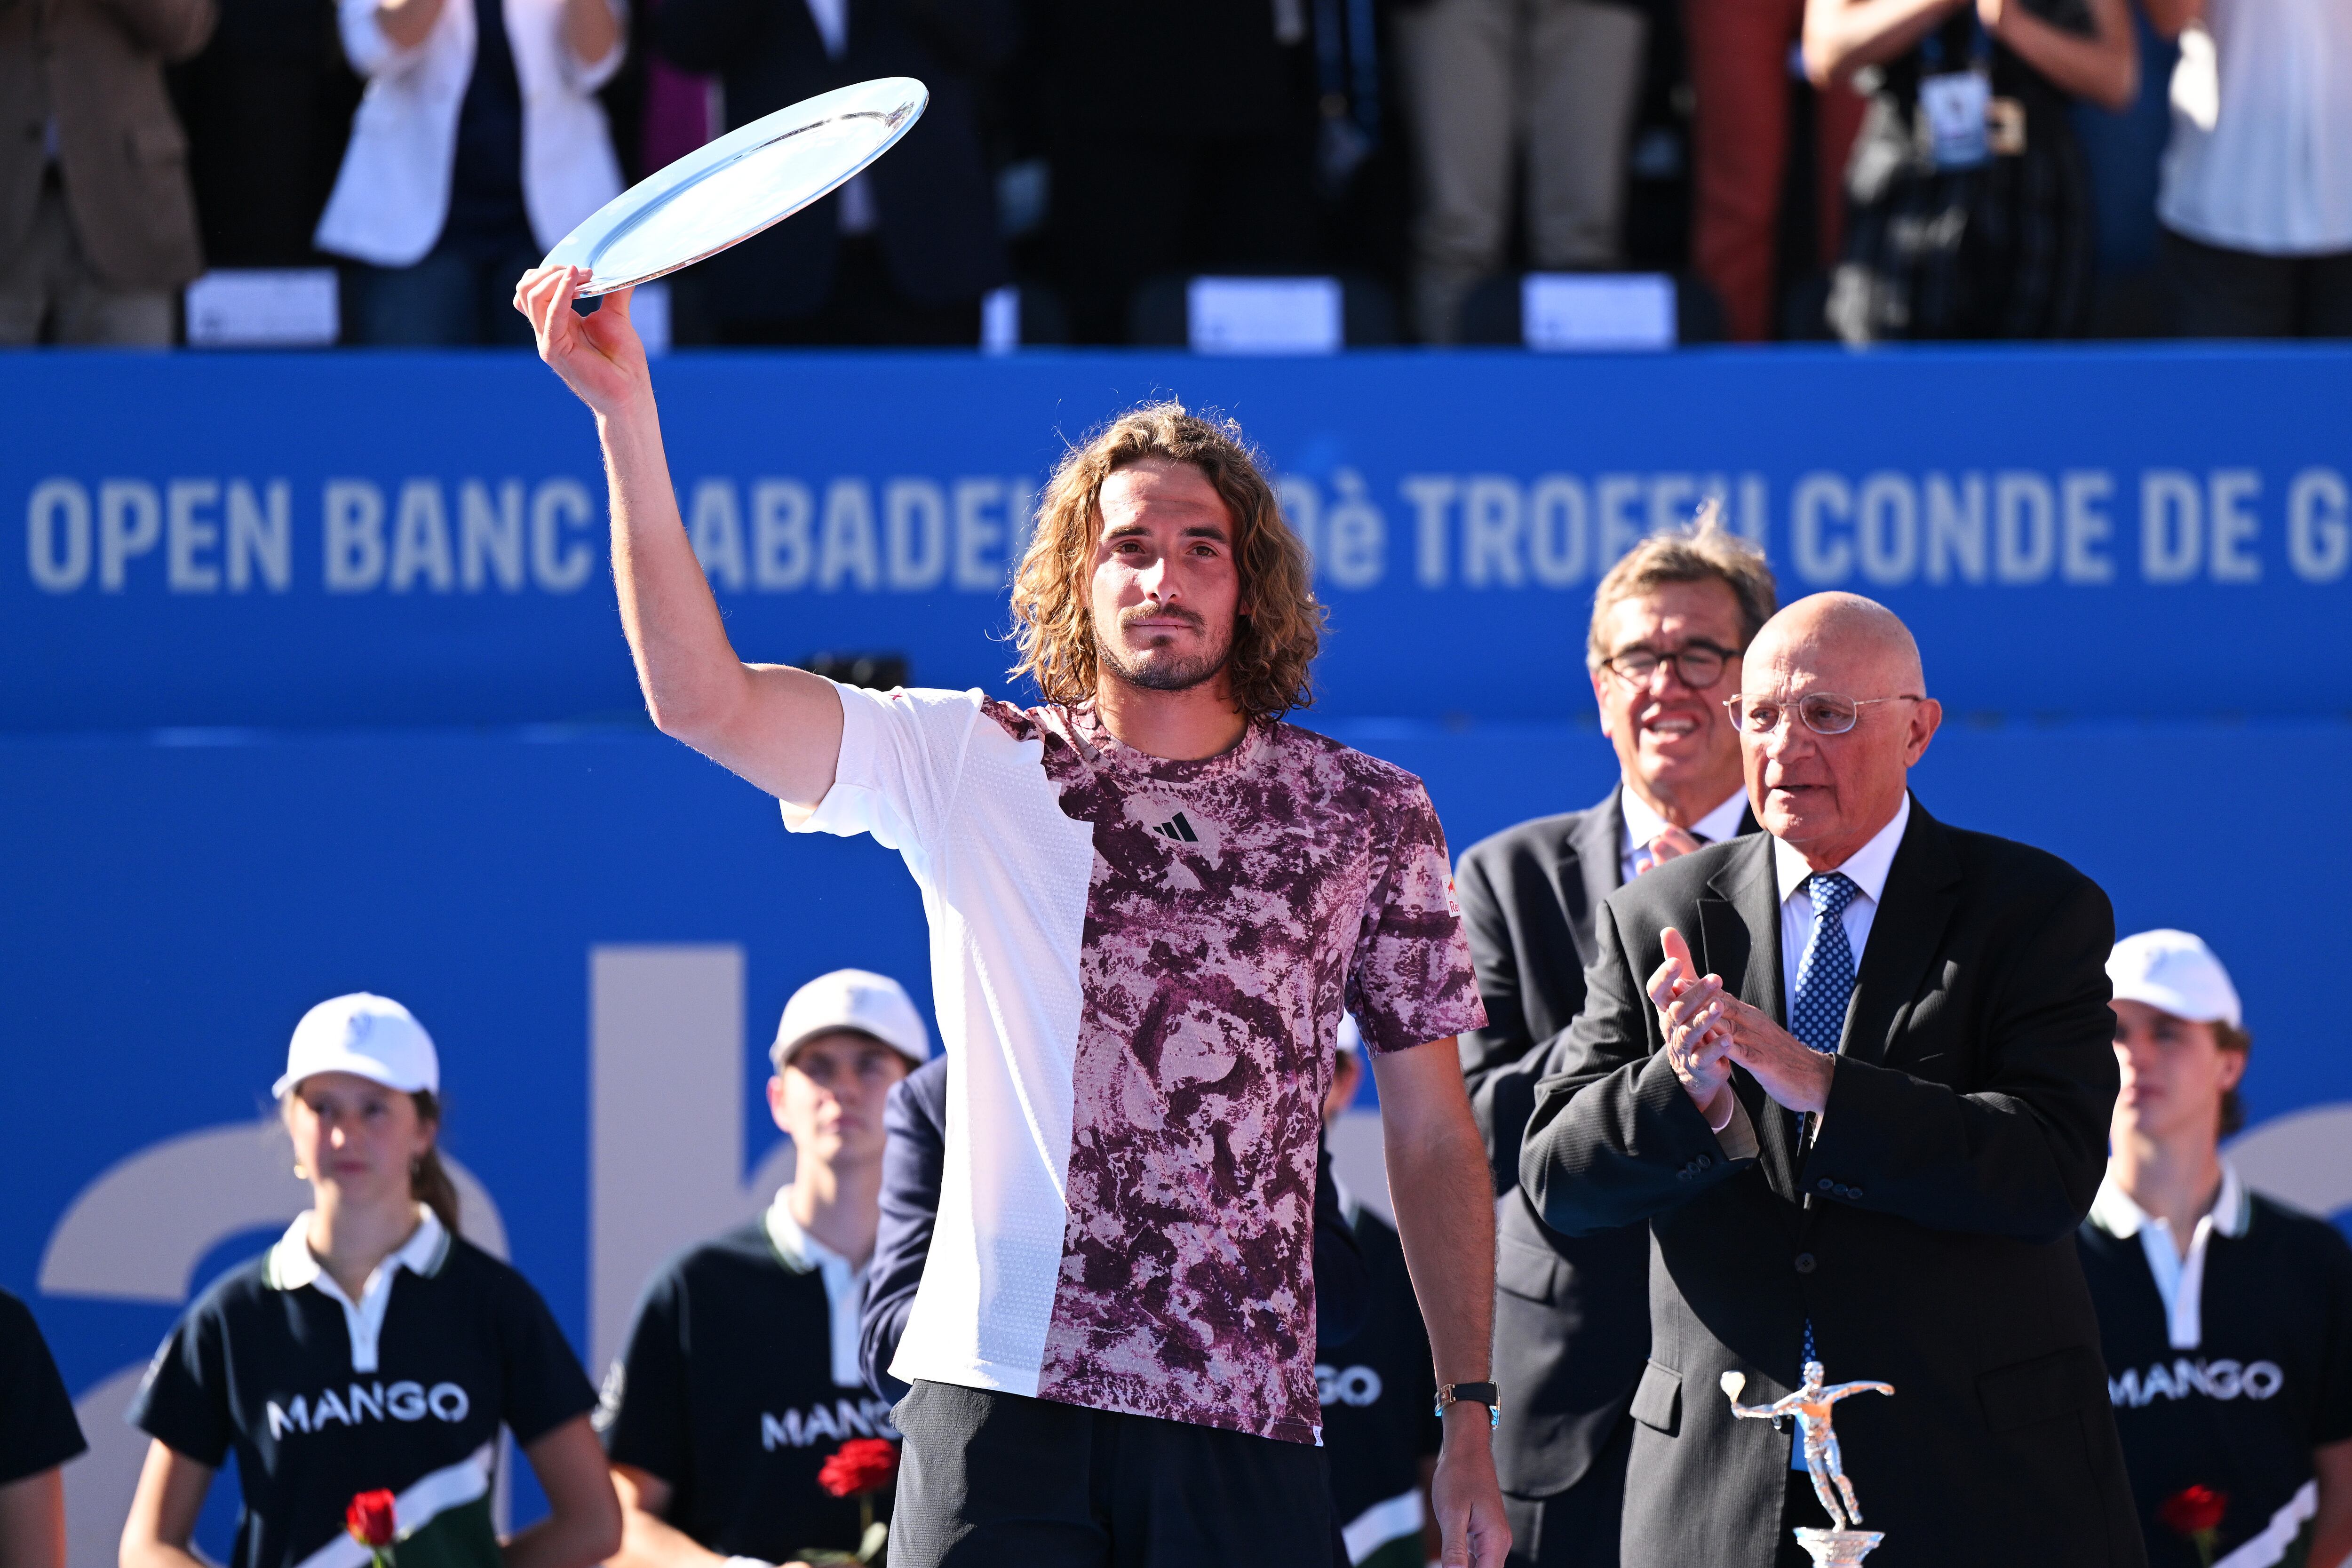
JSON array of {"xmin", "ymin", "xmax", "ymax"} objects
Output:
[
  {"xmin": 2107, "ymin": 930, "xmax": 2242, "ymax": 1028},
  {"xmin": 273, "ymin": 993, "xmax": 440, "ymax": 1098},
  {"xmin": 770, "ymin": 970, "xmax": 930, "ymax": 1071}
]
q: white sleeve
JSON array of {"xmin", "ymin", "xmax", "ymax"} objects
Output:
[{"xmin": 782, "ymin": 684, "xmax": 985, "ymax": 860}]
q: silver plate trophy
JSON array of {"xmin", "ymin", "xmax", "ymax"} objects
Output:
[
  {"xmin": 538, "ymin": 77, "xmax": 929, "ymax": 296},
  {"xmin": 1723, "ymin": 1364, "xmax": 1896, "ymax": 1568}
]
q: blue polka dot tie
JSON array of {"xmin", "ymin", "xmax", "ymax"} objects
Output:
[
  {"xmin": 1790, "ymin": 872, "xmax": 1857, "ymax": 1459},
  {"xmin": 1790, "ymin": 872, "xmax": 1859, "ymax": 1058}
]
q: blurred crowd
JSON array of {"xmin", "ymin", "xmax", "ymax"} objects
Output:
[{"xmin": 0, "ymin": 0, "xmax": 2345, "ymax": 348}]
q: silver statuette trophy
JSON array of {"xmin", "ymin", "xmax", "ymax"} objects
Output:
[{"xmin": 1722, "ymin": 1362, "xmax": 1895, "ymax": 1568}]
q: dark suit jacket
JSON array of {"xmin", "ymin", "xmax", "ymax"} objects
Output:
[
  {"xmin": 859, "ymin": 1057, "xmax": 1369, "ymax": 1403},
  {"xmin": 653, "ymin": 0, "xmax": 1009, "ymax": 323},
  {"xmin": 1519, "ymin": 798, "xmax": 2144, "ymax": 1568},
  {"xmin": 1457, "ymin": 786, "xmax": 1756, "ymax": 1501}
]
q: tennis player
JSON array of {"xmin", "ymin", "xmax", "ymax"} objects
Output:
[
  {"xmin": 515, "ymin": 266, "xmax": 1509, "ymax": 1568},
  {"xmin": 120, "ymin": 993, "xmax": 620, "ymax": 1568}
]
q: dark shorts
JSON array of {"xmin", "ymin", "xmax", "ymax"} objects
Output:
[{"xmin": 890, "ymin": 1379, "xmax": 1335, "ymax": 1568}]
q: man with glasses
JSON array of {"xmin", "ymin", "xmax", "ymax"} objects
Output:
[
  {"xmin": 1455, "ymin": 509, "xmax": 1775, "ymax": 1567},
  {"xmin": 1520, "ymin": 592, "xmax": 2141, "ymax": 1568}
]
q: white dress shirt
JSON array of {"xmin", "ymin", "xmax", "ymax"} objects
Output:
[
  {"xmin": 765, "ymin": 1188, "xmax": 865, "ymax": 1388},
  {"xmin": 1772, "ymin": 793, "xmax": 1912, "ymax": 1024},
  {"xmin": 1619, "ymin": 784, "xmax": 1750, "ymax": 884},
  {"xmin": 2088, "ymin": 1160, "xmax": 2252, "ymax": 1350},
  {"xmin": 2158, "ymin": 0, "xmax": 2352, "ymax": 255}
]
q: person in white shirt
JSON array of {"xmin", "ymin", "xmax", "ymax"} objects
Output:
[
  {"xmin": 316, "ymin": 0, "xmax": 624, "ymax": 344},
  {"xmin": 600, "ymin": 971, "xmax": 926, "ymax": 1568},
  {"xmin": 2078, "ymin": 931, "xmax": 2352, "ymax": 1568},
  {"xmin": 2140, "ymin": 0, "xmax": 2352, "ymax": 336}
]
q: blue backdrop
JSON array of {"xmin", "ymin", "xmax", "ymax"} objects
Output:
[
  {"xmin": 6, "ymin": 347, "xmax": 2349, "ymax": 1563},
  {"xmin": 8, "ymin": 346, "xmax": 2351, "ymax": 730}
]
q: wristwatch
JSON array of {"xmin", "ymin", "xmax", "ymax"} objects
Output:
[{"xmin": 1433, "ymin": 1382, "xmax": 1500, "ymax": 1429}]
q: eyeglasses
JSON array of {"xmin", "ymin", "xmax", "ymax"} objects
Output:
[
  {"xmin": 1600, "ymin": 641, "xmax": 1738, "ymax": 691},
  {"xmin": 1724, "ymin": 692, "xmax": 1923, "ymax": 737}
]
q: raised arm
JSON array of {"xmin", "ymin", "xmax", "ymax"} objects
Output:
[
  {"xmin": 1803, "ymin": 0, "xmax": 1969, "ymax": 86},
  {"xmin": 515, "ymin": 268, "xmax": 845, "ymax": 807}
]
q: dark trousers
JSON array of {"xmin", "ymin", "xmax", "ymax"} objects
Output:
[
  {"xmin": 1050, "ymin": 128, "xmax": 1317, "ymax": 345},
  {"xmin": 709, "ymin": 235, "xmax": 981, "ymax": 347},
  {"xmin": 352, "ymin": 240, "xmax": 542, "ymax": 347},
  {"xmin": 1503, "ymin": 1409, "xmax": 1631, "ymax": 1568},
  {"xmin": 890, "ymin": 1379, "xmax": 1334, "ymax": 1568},
  {"xmin": 2161, "ymin": 226, "xmax": 2352, "ymax": 338}
]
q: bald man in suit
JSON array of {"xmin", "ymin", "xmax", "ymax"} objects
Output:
[{"xmin": 1520, "ymin": 594, "xmax": 2142, "ymax": 1568}]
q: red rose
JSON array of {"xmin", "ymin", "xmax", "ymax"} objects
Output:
[
  {"xmin": 345, "ymin": 1491, "xmax": 398, "ymax": 1549},
  {"xmin": 2157, "ymin": 1485, "xmax": 2228, "ymax": 1538},
  {"xmin": 816, "ymin": 1438, "xmax": 900, "ymax": 1499}
]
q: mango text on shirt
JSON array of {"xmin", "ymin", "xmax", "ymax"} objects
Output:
[
  {"xmin": 759, "ymin": 1398, "xmax": 900, "ymax": 1450},
  {"xmin": 2107, "ymin": 1357, "xmax": 2283, "ymax": 1409},
  {"xmin": 266, "ymin": 1380, "xmax": 471, "ymax": 1438}
]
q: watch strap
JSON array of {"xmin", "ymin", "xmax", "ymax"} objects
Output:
[{"xmin": 1433, "ymin": 1381, "xmax": 1500, "ymax": 1428}]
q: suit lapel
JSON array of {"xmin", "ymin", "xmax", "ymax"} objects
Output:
[
  {"xmin": 1699, "ymin": 838, "xmax": 1804, "ymax": 1200},
  {"xmin": 1840, "ymin": 797, "xmax": 1963, "ymax": 1067},
  {"xmin": 1561, "ymin": 788, "xmax": 1625, "ymax": 964}
]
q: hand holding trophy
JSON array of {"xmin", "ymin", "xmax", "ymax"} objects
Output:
[{"xmin": 1724, "ymin": 1364, "xmax": 1896, "ymax": 1567}]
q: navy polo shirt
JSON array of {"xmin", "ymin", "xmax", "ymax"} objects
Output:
[
  {"xmin": 0, "ymin": 1288, "xmax": 87, "ymax": 1485},
  {"xmin": 597, "ymin": 1209, "xmax": 897, "ymax": 1564},
  {"xmin": 128, "ymin": 1210, "xmax": 596, "ymax": 1568},
  {"xmin": 2079, "ymin": 1178, "xmax": 2352, "ymax": 1568},
  {"xmin": 1318, "ymin": 1202, "xmax": 1439, "ymax": 1568}
]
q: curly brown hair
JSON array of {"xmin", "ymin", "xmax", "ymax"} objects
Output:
[{"xmin": 1009, "ymin": 402, "xmax": 1323, "ymax": 723}]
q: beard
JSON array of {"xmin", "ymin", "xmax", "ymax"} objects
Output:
[{"xmin": 1098, "ymin": 607, "xmax": 1235, "ymax": 694}]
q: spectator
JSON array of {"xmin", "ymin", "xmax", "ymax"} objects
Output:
[
  {"xmin": 168, "ymin": 0, "xmax": 360, "ymax": 269},
  {"xmin": 2142, "ymin": 0, "xmax": 2352, "ymax": 337},
  {"xmin": 0, "ymin": 1289, "xmax": 83, "ymax": 1568},
  {"xmin": 1034, "ymin": 0, "xmax": 1315, "ymax": 344},
  {"xmin": 654, "ymin": 0, "xmax": 1010, "ymax": 346},
  {"xmin": 1392, "ymin": 0, "xmax": 1645, "ymax": 344},
  {"xmin": 1807, "ymin": 0, "xmax": 2137, "ymax": 344},
  {"xmin": 600, "ymin": 972, "xmax": 925, "ymax": 1568},
  {"xmin": 1683, "ymin": 0, "xmax": 1867, "ymax": 342},
  {"xmin": 314, "ymin": 0, "xmax": 626, "ymax": 346},
  {"xmin": 0, "ymin": 0, "xmax": 215, "ymax": 345}
]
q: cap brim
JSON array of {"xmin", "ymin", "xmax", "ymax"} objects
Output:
[
  {"xmin": 770, "ymin": 1026, "xmax": 927, "ymax": 1071},
  {"xmin": 273, "ymin": 1054, "xmax": 434, "ymax": 1099}
]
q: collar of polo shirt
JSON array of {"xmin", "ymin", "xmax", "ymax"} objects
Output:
[
  {"xmin": 763, "ymin": 1189, "xmax": 865, "ymax": 1388},
  {"xmin": 2090, "ymin": 1159, "xmax": 2250, "ymax": 1352},
  {"xmin": 266, "ymin": 1204, "xmax": 451, "ymax": 1373}
]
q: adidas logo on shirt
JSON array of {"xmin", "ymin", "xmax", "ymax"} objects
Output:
[
  {"xmin": 1152, "ymin": 812, "xmax": 1200, "ymax": 844},
  {"xmin": 759, "ymin": 1396, "xmax": 901, "ymax": 1450},
  {"xmin": 266, "ymin": 1379, "xmax": 472, "ymax": 1438}
]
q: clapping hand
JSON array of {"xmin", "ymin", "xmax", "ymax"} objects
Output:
[{"xmin": 1650, "ymin": 928, "xmax": 1736, "ymax": 1122}]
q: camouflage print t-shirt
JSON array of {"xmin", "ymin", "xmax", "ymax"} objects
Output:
[{"xmin": 787, "ymin": 683, "xmax": 1486, "ymax": 1444}]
